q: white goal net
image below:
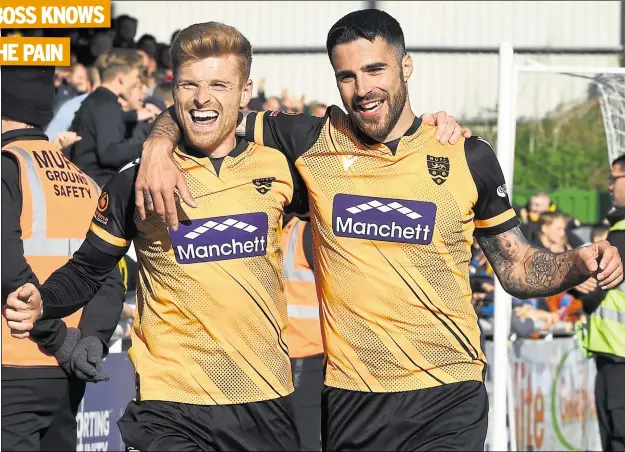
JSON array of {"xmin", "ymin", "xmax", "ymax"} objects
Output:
[
  {"xmin": 598, "ymin": 74, "xmax": 625, "ymax": 165},
  {"xmin": 490, "ymin": 42, "xmax": 625, "ymax": 452}
]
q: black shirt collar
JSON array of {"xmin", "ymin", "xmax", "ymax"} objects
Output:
[
  {"xmin": 2, "ymin": 128, "xmax": 48, "ymax": 148},
  {"xmin": 354, "ymin": 115, "xmax": 422, "ymax": 155},
  {"xmin": 180, "ymin": 136, "xmax": 250, "ymax": 160}
]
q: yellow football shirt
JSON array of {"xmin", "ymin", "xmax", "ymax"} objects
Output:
[
  {"xmin": 245, "ymin": 107, "xmax": 519, "ymax": 393},
  {"xmin": 86, "ymin": 138, "xmax": 307, "ymax": 405}
]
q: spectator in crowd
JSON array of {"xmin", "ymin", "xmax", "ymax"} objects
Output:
[
  {"xmin": 81, "ymin": 31, "xmax": 115, "ymax": 67},
  {"xmin": 46, "ymin": 66, "xmax": 101, "ymax": 142},
  {"xmin": 145, "ymin": 59, "xmax": 159, "ymax": 94},
  {"xmin": 520, "ymin": 192, "xmax": 583, "ymax": 247},
  {"xmin": 136, "ymin": 49, "xmax": 151, "ymax": 69},
  {"xmin": 263, "ymin": 95, "xmax": 282, "ymax": 111},
  {"xmin": 309, "ymin": 102, "xmax": 328, "ymax": 117},
  {"xmin": 137, "ymin": 34, "xmax": 158, "ymax": 59},
  {"xmin": 156, "ymin": 43, "xmax": 172, "ymax": 69},
  {"xmin": 68, "ymin": 64, "xmax": 90, "ymax": 97},
  {"xmin": 248, "ymin": 78, "xmax": 267, "ymax": 111},
  {"xmin": 113, "ymin": 14, "xmax": 138, "ymax": 49},
  {"xmin": 119, "ymin": 79, "xmax": 150, "ymax": 136},
  {"xmin": 520, "ymin": 192, "xmax": 552, "ymax": 223},
  {"xmin": 532, "ymin": 211, "xmax": 574, "ymax": 253},
  {"xmin": 124, "ymin": 81, "xmax": 166, "ymax": 142},
  {"xmin": 525, "ymin": 211, "xmax": 589, "ymax": 332},
  {"xmin": 469, "ymin": 243, "xmax": 494, "ymax": 309},
  {"xmin": 152, "ymin": 81, "xmax": 174, "ymax": 109},
  {"xmin": 53, "ymin": 64, "xmax": 81, "ymax": 109},
  {"xmin": 591, "ymin": 223, "xmax": 610, "ymax": 244},
  {"xmin": 68, "ymin": 48, "xmax": 157, "ymax": 187}
]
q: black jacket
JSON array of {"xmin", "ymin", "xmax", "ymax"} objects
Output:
[
  {"xmin": 68, "ymin": 87, "xmax": 143, "ymax": 187},
  {"xmin": 1, "ymin": 128, "xmax": 125, "ymax": 380}
]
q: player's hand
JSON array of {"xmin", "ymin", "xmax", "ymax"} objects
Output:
[
  {"xmin": 70, "ymin": 337, "xmax": 110, "ymax": 383},
  {"xmin": 3, "ymin": 283, "xmax": 43, "ymax": 339},
  {"xmin": 576, "ymin": 241, "xmax": 623, "ymax": 290},
  {"xmin": 421, "ymin": 111, "xmax": 472, "ymax": 145},
  {"xmin": 52, "ymin": 131, "xmax": 82, "ymax": 149},
  {"xmin": 135, "ymin": 138, "xmax": 196, "ymax": 230},
  {"xmin": 575, "ymin": 277, "xmax": 598, "ymax": 295}
]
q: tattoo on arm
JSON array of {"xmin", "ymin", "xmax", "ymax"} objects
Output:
[
  {"xmin": 477, "ymin": 226, "xmax": 590, "ymax": 299},
  {"xmin": 235, "ymin": 110, "xmax": 252, "ymax": 137},
  {"xmin": 148, "ymin": 108, "xmax": 181, "ymax": 143}
]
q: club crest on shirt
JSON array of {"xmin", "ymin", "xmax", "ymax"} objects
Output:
[
  {"xmin": 169, "ymin": 213, "xmax": 269, "ymax": 264},
  {"xmin": 427, "ymin": 155, "xmax": 450, "ymax": 185},
  {"xmin": 97, "ymin": 192, "xmax": 109, "ymax": 212},
  {"xmin": 93, "ymin": 191, "xmax": 109, "ymax": 226},
  {"xmin": 252, "ymin": 177, "xmax": 276, "ymax": 195},
  {"xmin": 332, "ymin": 194, "xmax": 436, "ymax": 245}
]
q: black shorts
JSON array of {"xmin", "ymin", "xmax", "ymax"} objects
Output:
[
  {"xmin": 117, "ymin": 395, "xmax": 300, "ymax": 451},
  {"xmin": 2, "ymin": 375, "xmax": 86, "ymax": 451},
  {"xmin": 322, "ymin": 380, "xmax": 488, "ymax": 451}
]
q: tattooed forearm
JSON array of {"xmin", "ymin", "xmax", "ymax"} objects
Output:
[
  {"xmin": 235, "ymin": 110, "xmax": 252, "ymax": 137},
  {"xmin": 477, "ymin": 227, "xmax": 590, "ymax": 299},
  {"xmin": 148, "ymin": 107, "xmax": 181, "ymax": 143}
]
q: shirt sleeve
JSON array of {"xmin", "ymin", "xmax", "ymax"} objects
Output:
[
  {"xmin": 85, "ymin": 160, "xmax": 139, "ymax": 256},
  {"xmin": 284, "ymin": 159, "xmax": 309, "ymax": 215},
  {"xmin": 77, "ymin": 264, "xmax": 125, "ymax": 352},
  {"xmin": 244, "ymin": 111, "xmax": 326, "ymax": 164},
  {"xmin": 40, "ymin": 163, "xmax": 138, "ymax": 320},
  {"xmin": 465, "ymin": 137, "xmax": 520, "ymax": 236}
]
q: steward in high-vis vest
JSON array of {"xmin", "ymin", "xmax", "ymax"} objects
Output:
[
  {"xmin": 1, "ymin": 66, "xmax": 125, "ymax": 451},
  {"xmin": 281, "ymin": 215, "xmax": 325, "ymax": 452},
  {"xmin": 577, "ymin": 155, "xmax": 625, "ymax": 452}
]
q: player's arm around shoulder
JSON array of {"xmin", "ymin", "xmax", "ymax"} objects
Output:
[{"xmin": 467, "ymin": 137, "xmax": 623, "ymax": 298}]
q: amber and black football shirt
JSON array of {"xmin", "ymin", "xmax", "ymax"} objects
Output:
[
  {"xmin": 84, "ymin": 137, "xmax": 307, "ymax": 405},
  {"xmin": 245, "ymin": 106, "xmax": 519, "ymax": 393}
]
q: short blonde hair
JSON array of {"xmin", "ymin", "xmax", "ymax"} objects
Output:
[
  {"xmin": 170, "ymin": 22, "xmax": 252, "ymax": 84},
  {"xmin": 95, "ymin": 48, "xmax": 145, "ymax": 83}
]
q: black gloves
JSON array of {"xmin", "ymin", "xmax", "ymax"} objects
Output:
[
  {"xmin": 71, "ymin": 336, "xmax": 110, "ymax": 382},
  {"xmin": 54, "ymin": 327, "xmax": 82, "ymax": 376},
  {"xmin": 54, "ymin": 328, "xmax": 109, "ymax": 383}
]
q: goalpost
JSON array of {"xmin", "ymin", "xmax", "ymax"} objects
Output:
[{"xmin": 492, "ymin": 42, "xmax": 625, "ymax": 451}]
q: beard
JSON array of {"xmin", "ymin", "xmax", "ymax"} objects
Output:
[
  {"xmin": 345, "ymin": 77, "xmax": 407, "ymax": 142},
  {"xmin": 178, "ymin": 103, "xmax": 237, "ymax": 155}
]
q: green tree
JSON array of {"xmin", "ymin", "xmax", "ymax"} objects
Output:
[
  {"xmin": 471, "ymin": 99, "xmax": 610, "ymax": 192},
  {"xmin": 512, "ymin": 99, "xmax": 609, "ymax": 191}
]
